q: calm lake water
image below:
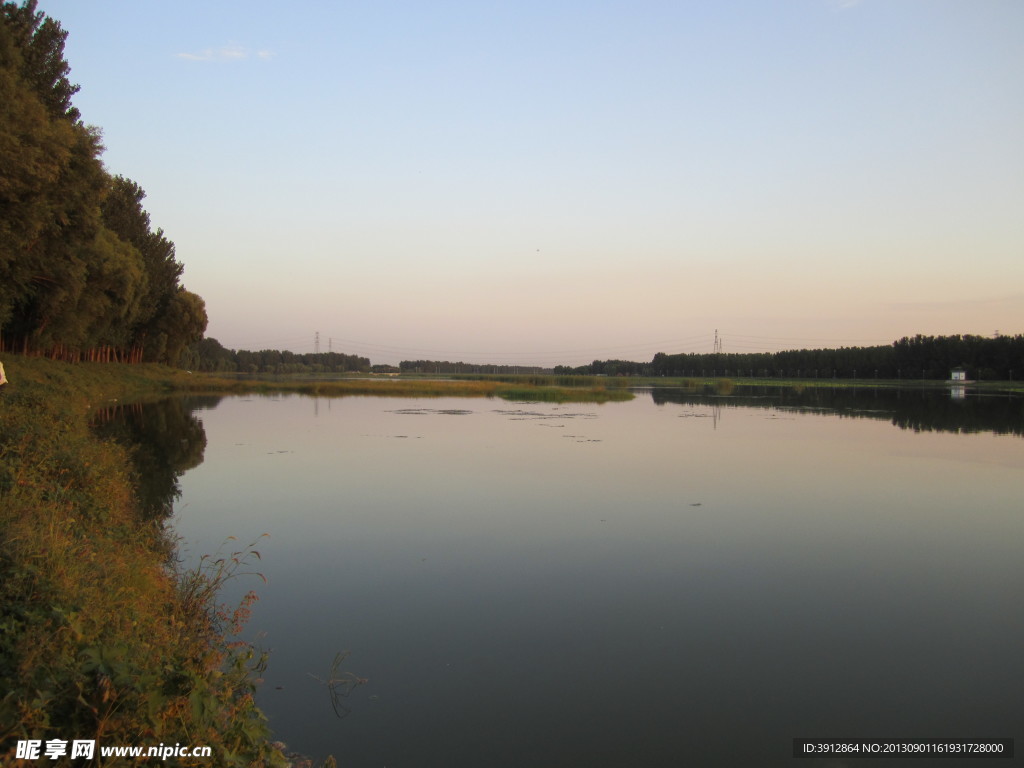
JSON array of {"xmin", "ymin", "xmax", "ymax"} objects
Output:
[{"xmin": 105, "ymin": 387, "xmax": 1024, "ymax": 766}]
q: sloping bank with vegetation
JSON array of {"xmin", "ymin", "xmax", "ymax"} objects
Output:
[
  {"xmin": 0, "ymin": 357, "xmax": 630, "ymax": 765},
  {"xmin": 0, "ymin": 357, "xmax": 290, "ymax": 766}
]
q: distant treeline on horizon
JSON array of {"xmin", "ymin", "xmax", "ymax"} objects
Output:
[
  {"xmin": 188, "ymin": 337, "xmax": 371, "ymax": 374},
  {"xmin": 186, "ymin": 339, "xmax": 547, "ymax": 375},
  {"xmin": 186, "ymin": 334, "xmax": 1023, "ymax": 381},
  {"xmin": 558, "ymin": 333, "xmax": 1024, "ymax": 381}
]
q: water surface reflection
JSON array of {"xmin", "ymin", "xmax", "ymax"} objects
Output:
[{"xmin": 109, "ymin": 388, "xmax": 1023, "ymax": 766}]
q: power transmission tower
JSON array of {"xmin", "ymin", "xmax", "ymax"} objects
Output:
[
  {"xmin": 713, "ymin": 329, "xmax": 722, "ymax": 355},
  {"xmin": 314, "ymin": 331, "xmax": 320, "ymax": 354}
]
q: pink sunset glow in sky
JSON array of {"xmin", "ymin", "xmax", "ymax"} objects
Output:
[{"xmin": 40, "ymin": 0, "xmax": 1023, "ymax": 365}]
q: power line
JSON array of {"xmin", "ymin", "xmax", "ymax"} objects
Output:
[
  {"xmin": 720, "ymin": 331, "xmax": 889, "ymax": 345},
  {"xmin": 213, "ymin": 328, "xmax": 895, "ymax": 365},
  {"xmin": 312, "ymin": 334, "xmax": 714, "ymax": 359},
  {"xmin": 261, "ymin": 336, "xmax": 714, "ymax": 364}
]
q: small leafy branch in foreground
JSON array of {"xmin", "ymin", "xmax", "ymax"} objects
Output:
[{"xmin": 178, "ymin": 535, "xmax": 270, "ymax": 636}]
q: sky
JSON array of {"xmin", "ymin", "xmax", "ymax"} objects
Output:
[{"xmin": 37, "ymin": 0, "xmax": 1024, "ymax": 366}]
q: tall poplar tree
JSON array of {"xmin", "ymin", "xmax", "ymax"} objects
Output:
[
  {"xmin": 0, "ymin": 8, "xmax": 78, "ymax": 340},
  {"xmin": 101, "ymin": 176, "xmax": 189, "ymax": 360}
]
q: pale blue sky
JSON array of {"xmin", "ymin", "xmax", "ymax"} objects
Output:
[{"xmin": 39, "ymin": 0, "xmax": 1024, "ymax": 365}]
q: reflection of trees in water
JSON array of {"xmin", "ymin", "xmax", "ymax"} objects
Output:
[
  {"xmin": 91, "ymin": 397, "xmax": 220, "ymax": 519},
  {"xmin": 90, "ymin": 389, "xmax": 1020, "ymax": 521},
  {"xmin": 648, "ymin": 386, "xmax": 1024, "ymax": 437}
]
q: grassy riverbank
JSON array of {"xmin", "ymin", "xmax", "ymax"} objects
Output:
[
  {"xmin": 0, "ymin": 356, "xmax": 634, "ymax": 403},
  {"xmin": 0, "ymin": 357, "xmax": 288, "ymax": 766}
]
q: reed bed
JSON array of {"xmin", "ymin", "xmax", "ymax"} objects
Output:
[{"xmin": 165, "ymin": 371, "xmax": 636, "ymax": 403}]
